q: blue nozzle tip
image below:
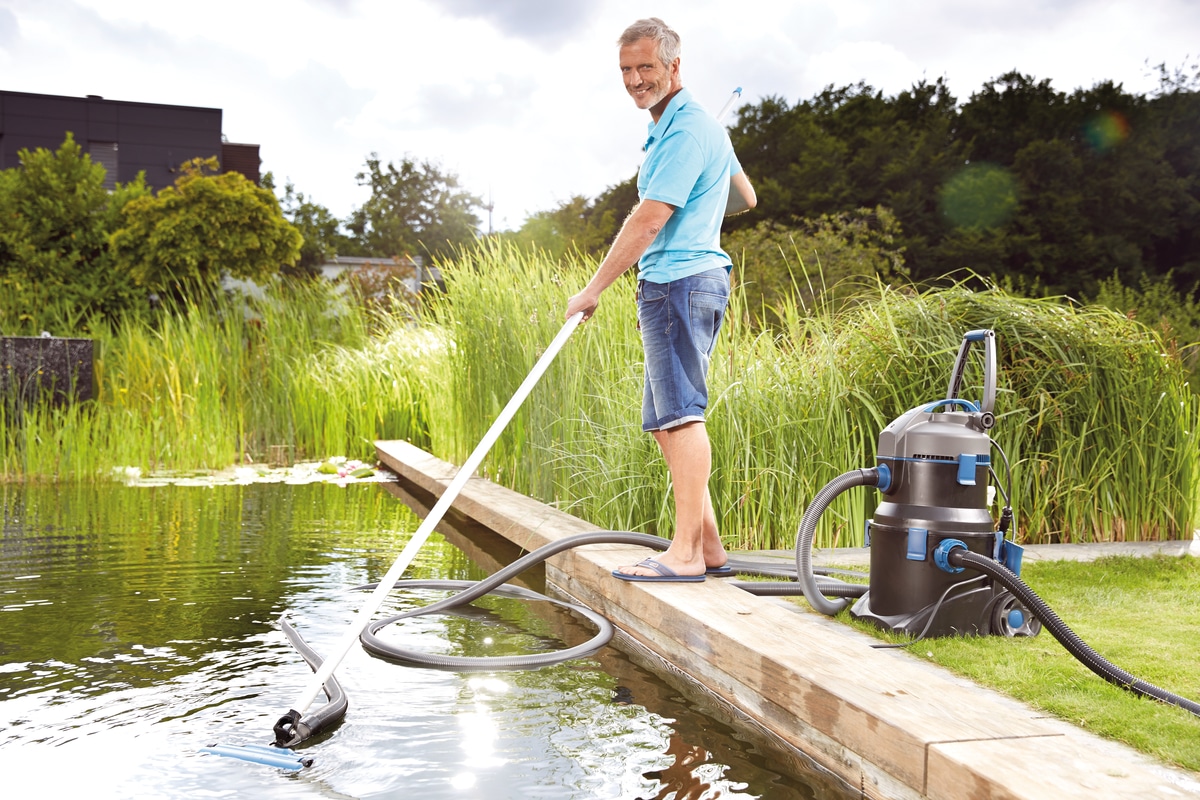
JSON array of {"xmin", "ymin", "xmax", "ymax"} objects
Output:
[{"xmin": 734, "ymin": 86, "xmax": 743, "ymax": 94}]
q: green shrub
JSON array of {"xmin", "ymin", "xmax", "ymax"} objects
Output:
[{"xmin": 0, "ymin": 134, "xmax": 151, "ymax": 332}]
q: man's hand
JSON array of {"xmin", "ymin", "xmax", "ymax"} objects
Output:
[
  {"xmin": 562, "ymin": 199, "xmax": 674, "ymax": 323},
  {"xmin": 566, "ymin": 287, "xmax": 601, "ymax": 322}
]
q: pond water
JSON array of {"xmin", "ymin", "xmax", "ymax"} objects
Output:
[{"xmin": 0, "ymin": 477, "xmax": 850, "ymax": 799}]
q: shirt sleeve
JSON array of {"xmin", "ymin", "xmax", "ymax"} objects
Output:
[{"xmin": 640, "ymin": 129, "xmax": 705, "ymax": 209}]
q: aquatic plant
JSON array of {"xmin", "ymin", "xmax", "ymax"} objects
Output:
[
  {"xmin": 427, "ymin": 245, "xmax": 1199, "ymax": 547},
  {"xmin": 2, "ymin": 242, "xmax": 1195, "ymax": 547}
]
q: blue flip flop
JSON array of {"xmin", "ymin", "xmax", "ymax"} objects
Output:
[
  {"xmin": 612, "ymin": 557, "xmax": 705, "ymax": 583},
  {"xmin": 706, "ymin": 565, "xmax": 734, "ymax": 576}
]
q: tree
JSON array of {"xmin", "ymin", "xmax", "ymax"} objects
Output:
[
  {"xmin": 1146, "ymin": 62, "xmax": 1200, "ymax": 290},
  {"xmin": 505, "ymin": 177, "xmax": 637, "ymax": 259},
  {"xmin": 0, "ymin": 133, "xmax": 150, "ymax": 330},
  {"xmin": 723, "ymin": 207, "xmax": 908, "ymax": 327},
  {"xmin": 725, "ymin": 72, "xmax": 1200, "ymax": 297},
  {"xmin": 266, "ymin": 173, "xmax": 351, "ymax": 277},
  {"xmin": 345, "ymin": 154, "xmax": 481, "ymax": 262},
  {"xmin": 109, "ymin": 157, "xmax": 302, "ymax": 300}
]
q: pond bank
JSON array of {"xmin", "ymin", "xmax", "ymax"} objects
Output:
[{"xmin": 376, "ymin": 439, "xmax": 1200, "ymax": 800}]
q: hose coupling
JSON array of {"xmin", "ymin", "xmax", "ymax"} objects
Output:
[
  {"xmin": 869, "ymin": 463, "xmax": 892, "ymax": 493},
  {"xmin": 933, "ymin": 539, "xmax": 968, "ymax": 574}
]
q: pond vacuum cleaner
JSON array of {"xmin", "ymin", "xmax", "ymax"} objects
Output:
[
  {"xmin": 790, "ymin": 329, "xmax": 1038, "ymax": 638},
  {"xmin": 778, "ymin": 329, "xmax": 1200, "ymax": 718},
  {"xmin": 855, "ymin": 329, "xmax": 1037, "ymax": 637}
]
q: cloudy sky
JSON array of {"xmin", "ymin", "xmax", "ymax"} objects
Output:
[{"xmin": 2, "ymin": 0, "xmax": 1197, "ymax": 231}]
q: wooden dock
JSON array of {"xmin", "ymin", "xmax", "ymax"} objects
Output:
[{"xmin": 376, "ymin": 439, "xmax": 1200, "ymax": 800}]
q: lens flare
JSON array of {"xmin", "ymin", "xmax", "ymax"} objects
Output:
[
  {"xmin": 1084, "ymin": 111, "xmax": 1130, "ymax": 152},
  {"xmin": 939, "ymin": 162, "xmax": 1018, "ymax": 230}
]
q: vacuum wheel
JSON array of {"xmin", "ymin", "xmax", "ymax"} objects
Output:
[{"xmin": 989, "ymin": 592, "xmax": 1042, "ymax": 637}]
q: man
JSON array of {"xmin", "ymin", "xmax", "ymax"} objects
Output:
[{"xmin": 565, "ymin": 18, "xmax": 756, "ymax": 582}]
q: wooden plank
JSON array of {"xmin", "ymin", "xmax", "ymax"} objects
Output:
[
  {"xmin": 376, "ymin": 439, "xmax": 1200, "ymax": 799},
  {"xmin": 379, "ymin": 479, "xmax": 545, "ymax": 594}
]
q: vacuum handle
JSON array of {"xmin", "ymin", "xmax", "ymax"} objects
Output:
[{"xmin": 946, "ymin": 329, "xmax": 996, "ymax": 415}]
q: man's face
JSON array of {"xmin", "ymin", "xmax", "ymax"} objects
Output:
[{"xmin": 619, "ymin": 37, "xmax": 679, "ymax": 113}]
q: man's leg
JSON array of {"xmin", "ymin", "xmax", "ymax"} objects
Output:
[
  {"xmin": 619, "ymin": 268, "xmax": 729, "ymax": 579},
  {"xmin": 619, "ymin": 420, "xmax": 726, "ymax": 577}
]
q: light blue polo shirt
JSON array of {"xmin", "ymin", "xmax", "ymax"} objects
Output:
[{"xmin": 636, "ymin": 87, "xmax": 742, "ymax": 284}]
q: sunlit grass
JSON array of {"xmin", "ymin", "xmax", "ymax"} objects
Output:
[{"xmin": 843, "ymin": 554, "xmax": 1200, "ymax": 771}]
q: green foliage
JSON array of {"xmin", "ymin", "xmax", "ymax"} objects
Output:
[
  {"xmin": 109, "ymin": 157, "xmax": 302, "ymax": 300},
  {"xmin": 831, "ymin": 284, "xmax": 1200, "ymax": 543},
  {"xmin": 503, "ymin": 196, "xmax": 611, "ymax": 260},
  {"xmin": 722, "ymin": 206, "xmax": 908, "ymax": 327},
  {"xmin": 505, "ymin": 176, "xmax": 638, "ymax": 258},
  {"xmin": 413, "ymin": 247, "xmax": 1198, "ymax": 549},
  {"xmin": 0, "ymin": 133, "xmax": 151, "ymax": 332},
  {"xmin": 4, "ymin": 249, "xmax": 1195, "ymax": 554},
  {"xmin": 1089, "ymin": 271, "xmax": 1200, "ymax": 387},
  {"xmin": 0, "ymin": 281, "xmax": 384, "ymax": 480},
  {"xmin": 267, "ymin": 173, "xmax": 353, "ymax": 276},
  {"xmin": 345, "ymin": 154, "xmax": 482, "ymax": 262},
  {"xmin": 727, "ymin": 71, "xmax": 1200, "ymax": 298}
]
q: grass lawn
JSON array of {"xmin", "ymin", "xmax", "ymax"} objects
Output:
[{"xmin": 837, "ymin": 554, "xmax": 1200, "ymax": 772}]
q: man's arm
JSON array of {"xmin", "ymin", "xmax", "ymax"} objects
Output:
[
  {"xmin": 725, "ymin": 171, "xmax": 757, "ymax": 216},
  {"xmin": 565, "ymin": 198, "xmax": 675, "ymax": 321}
]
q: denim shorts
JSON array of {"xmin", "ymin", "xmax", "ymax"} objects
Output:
[{"xmin": 637, "ymin": 267, "xmax": 730, "ymax": 432}]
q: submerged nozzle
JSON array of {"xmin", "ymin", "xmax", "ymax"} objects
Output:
[{"xmin": 273, "ymin": 709, "xmax": 305, "ymax": 748}]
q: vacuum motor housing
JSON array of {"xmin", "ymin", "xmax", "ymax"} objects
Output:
[{"xmin": 850, "ymin": 330, "xmax": 1038, "ymax": 638}]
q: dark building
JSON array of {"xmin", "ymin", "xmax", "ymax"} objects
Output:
[{"xmin": 0, "ymin": 90, "xmax": 260, "ymax": 190}]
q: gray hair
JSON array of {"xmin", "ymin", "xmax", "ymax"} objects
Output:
[{"xmin": 617, "ymin": 17, "xmax": 681, "ymax": 66}]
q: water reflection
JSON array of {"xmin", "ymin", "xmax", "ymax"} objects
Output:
[{"xmin": 0, "ymin": 481, "xmax": 846, "ymax": 798}]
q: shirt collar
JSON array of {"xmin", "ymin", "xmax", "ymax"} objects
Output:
[{"xmin": 643, "ymin": 87, "xmax": 693, "ymax": 151}]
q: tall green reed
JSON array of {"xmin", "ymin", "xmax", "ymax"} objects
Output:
[
  {"xmin": 2, "ymin": 280, "xmax": 413, "ymax": 479},
  {"xmin": 5, "ymin": 243, "xmax": 1195, "ymax": 548},
  {"xmin": 788, "ymin": 283, "xmax": 1200, "ymax": 544},
  {"xmin": 425, "ymin": 245, "xmax": 1198, "ymax": 548}
]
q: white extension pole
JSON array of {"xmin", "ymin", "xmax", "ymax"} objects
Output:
[
  {"xmin": 285, "ymin": 312, "xmax": 584, "ymax": 717},
  {"xmin": 716, "ymin": 86, "xmax": 743, "ymax": 122}
]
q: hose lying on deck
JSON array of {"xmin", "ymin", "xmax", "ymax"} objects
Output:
[
  {"xmin": 279, "ymin": 512, "xmax": 1200, "ymax": 754},
  {"xmin": 792, "ymin": 468, "xmax": 882, "ymax": 615}
]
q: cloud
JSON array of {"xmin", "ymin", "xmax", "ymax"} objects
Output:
[
  {"xmin": 437, "ymin": 0, "xmax": 600, "ymax": 46},
  {"xmin": 0, "ymin": 7, "xmax": 18, "ymax": 48},
  {"xmin": 409, "ymin": 75, "xmax": 527, "ymax": 128},
  {"xmin": 274, "ymin": 61, "xmax": 374, "ymax": 133}
]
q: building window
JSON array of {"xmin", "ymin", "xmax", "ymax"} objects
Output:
[{"xmin": 89, "ymin": 141, "xmax": 119, "ymax": 189}]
